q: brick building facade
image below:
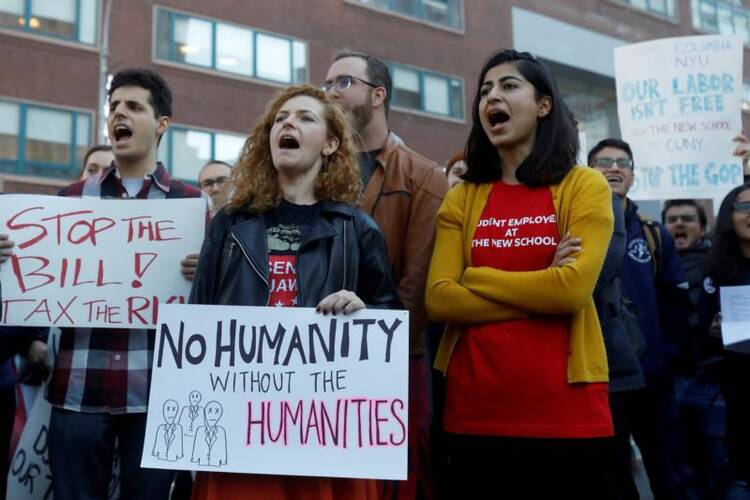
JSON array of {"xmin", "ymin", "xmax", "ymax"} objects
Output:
[{"xmin": 0, "ymin": 0, "xmax": 748, "ymax": 194}]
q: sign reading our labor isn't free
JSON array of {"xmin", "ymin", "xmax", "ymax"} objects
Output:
[
  {"xmin": 142, "ymin": 304, "xmax": 409, "ymax": 480},
  {"xmin": 0, "ymin": 195, "xmax": 205, "ymax": 328},
  {"xmin": 614, "ymin": 34, "xmax": 744, "ymax": 201}
]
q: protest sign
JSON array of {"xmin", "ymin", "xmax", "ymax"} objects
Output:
[
  {"xmin": 5, "ymin": 387, "xmax": 120, "ymax": 500},
  {"xmin": 6, "ymin": 388, "xmax": 54, "ymax": 500},
  {"xmin": 720, "ymin": 285, "xmax": 750, "ymax": 353},
  {"xmin": 614, "ymin": 35, "xmax": 743, "ymax": 202},
  {"xmin": 142, "ymin": 304, "xmax": 409, "ymax": 480},
  {"xmin": 0, "ymin": 195, "xmax": 205, "ymax": 328}
]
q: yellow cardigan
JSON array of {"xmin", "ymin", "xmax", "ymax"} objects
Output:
[{"xmin": 426, "ymin": 165, "xmax": 614, "ymax": 384}]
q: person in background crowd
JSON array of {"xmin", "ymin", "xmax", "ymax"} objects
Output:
[
  {"xmin": 0, "ymin": 322, "xmax": 47, "ymax": 499},
  {"xmin": 557, "ymin": 190, "xmax": 645, "ymax": 499},
  {"xmin": 699, "ymin": 182, "xmax": 750, "ymax": 498},
  {"xmin": 664, "ymin": 198, "xmax": 732, "ymax": 498},
  {"xmin": 79, "ymin": 144, "xmax": 114, "ymax": 180},
  {"xmin": 323, "ymin": 51, "xmax": 447, "ymax": 500},
  {"xmin": 663, "ymin": 199, "xmax": 710, "ymax": 371},
  {"xmin": 426, "ymin": 49, "xmax": 614, "ymax": 498},
  {"xmin": 189, "ymin": 84, "xmax": 400, "ymax": 499},
  {"xmin": 590, "ymin": 138, "xmax": 690, "ymax": 499},
  {"xmin": 198, "ymin": 160, "xmax": 233, "ymax": 216},
  {"xmin": 445, "ymin": 151, "xmax": 467, "ymax": 189},
  {"xmin": 45, "ymin": 68, "xmax": 203, "ymax": 500}
]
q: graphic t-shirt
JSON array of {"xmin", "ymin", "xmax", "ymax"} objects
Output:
[
  {"xmin": 264, "ymin": 200, "xmax": 320, "ymax": 307},
  {"xmin": 444, "ymin": 181, "xmax": 612, "ymax": 438}
]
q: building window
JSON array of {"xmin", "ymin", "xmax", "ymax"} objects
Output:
[
  {"xmin": 157, "ymin": 126, "xmax": 245, "ymax": 182},
  {"xmin": 0, "ymin": 0, "xmax": 99, "ymax": 45},
  {"xmin": 692, "ymin": 0, "xmax": 750, "ymax": 43},
  {"xmin": 390, "ymin": 63, "xmax": 464, "ymax": 119},
  {"xmin": 547, "ymin": 61, "xmax": 621, "ymax": 154},
  {"xmin": 0, "ymin": 100, "xmax": 92, "ymax": 178},
  {"xmin": 615, "ymin": 0, "xmax": 677, "ymax": 17},
  {"xmin": 154, "ymin": 7, "xmax": 307, "ymax": 84},
  {"xmin": 349, "ymin": 0, "xmax": 462, "ymax": 29}
]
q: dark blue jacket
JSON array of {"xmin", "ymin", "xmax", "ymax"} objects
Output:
[
  {"xmin": 620, "ymin": 200, "xmax": 689, "ymax": 384},
  {"xmin": 594, "ymin": 196, "xmax": 645, "ymax": 392}
]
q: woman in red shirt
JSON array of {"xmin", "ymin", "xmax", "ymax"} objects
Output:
[{"xmin": 426, "ymin": 50, "xmax": 615, "ymax": 498}]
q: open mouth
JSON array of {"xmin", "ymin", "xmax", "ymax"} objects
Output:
[
  {"xmin": 605, "ymin": 174, "xmax": 623, "ymax": 185},
  {"xmin": 673, "ymin": 231, "xmax": 688, "ymax": 243},
  {"xmin": 112, "ymin": 124, "xmax": 133, "ymax": 142},
  {"xmin": 488, "ymin": 110, "xmax": 510, "ymax": 127},
  {"xmin": 278, "ymin": 135, "xmax": 300, "ymax": 150}
]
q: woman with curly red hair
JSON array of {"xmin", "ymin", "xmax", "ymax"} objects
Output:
[{"xmin": 189, "ymin": 84, "xmax": 400, "ymax": 499}]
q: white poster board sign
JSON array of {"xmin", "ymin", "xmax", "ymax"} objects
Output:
[
  {"xmin": 142, "ymin": 304, "xmax": 409, "ymax": 480},
  {"xmin": 5, "ymin": 388, "xmax": 53, "ymax": 500},
  {"xmin": 0, "ymin": 195, "xmax": 205, "ymax": 328},
  {"xmin": 614, "ymin": 35, "xmax": 743, "ymax": 201},
  {"xmin": 720, "ymin": 285, "xmax": 750, "ymax": 352},
  {"xmin": 6, "ymin": 388, "xmax": 120, "ymax": 500}
]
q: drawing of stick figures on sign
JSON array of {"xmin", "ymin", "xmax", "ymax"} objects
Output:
[
  {"xmin": 191, "ymin": 401, "xmax": 227, "ymax": 467},
  {"xmin": 152, "ymin": 399, "xmax": 184, "ymax": 461},
  {"xmin": 178, "ymin": 389, "xmax": 204, "ymax": 437}
]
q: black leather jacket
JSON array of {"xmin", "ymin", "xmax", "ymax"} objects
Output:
[{"xmin": 189, "ymin": 201, "xmax": 402, "ymax": 310}]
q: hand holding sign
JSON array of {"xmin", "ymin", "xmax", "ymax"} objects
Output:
[
  {"xmin": 180, "ymin": 253, "xmax": 200, "ymax": 282},
  {"xmin": 733, "ymin": 133, "xmax": 750, "ymax": 175},
  {"xmin": 0, "ymin": 232, "xmax": 13, "ymax": 263},
  {"xmin": 316, "ymin": 290, "xmax": 366, "ymax": 315}
]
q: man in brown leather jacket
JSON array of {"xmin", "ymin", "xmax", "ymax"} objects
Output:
[{"xmin": 324, "ymin": 52, "xmax": 448, "ymax": 500}]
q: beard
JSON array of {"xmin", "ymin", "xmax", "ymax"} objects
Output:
[{"xmin": 349, "ymin": 92, "xmax": 374, "ymax": 134}]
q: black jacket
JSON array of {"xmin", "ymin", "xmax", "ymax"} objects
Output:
[{"xmin": 189, "ymin": 201, "xmax": 402, "ymax": 310}]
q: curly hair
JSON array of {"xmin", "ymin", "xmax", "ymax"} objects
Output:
[{"xmin": 230, "ymin": 84, "xmax": 362, "ymax": 213}]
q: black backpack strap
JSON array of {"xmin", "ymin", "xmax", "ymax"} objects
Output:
[{"xmin": 638, "ymin": 214, "xmax": 663, "ymax": 276}]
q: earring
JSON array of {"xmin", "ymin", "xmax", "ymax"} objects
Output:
[{"xmin": 322, "ymin": 154, "xmax": 330, "ymax": 170}]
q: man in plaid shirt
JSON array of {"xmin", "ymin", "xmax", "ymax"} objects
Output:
[{"xmin": 46, "ymin": 68, "xmax": 203, "ymax": 500}]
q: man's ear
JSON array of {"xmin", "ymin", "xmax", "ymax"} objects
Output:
[
  {"xmin": 156, "ymin": 116, "xmax": 170, "ymax": 140},
  {"xmin": 371, "ymin": 86, "xmax": 387, "ymax": 110}
]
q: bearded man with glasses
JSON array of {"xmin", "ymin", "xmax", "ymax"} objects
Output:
[
  {"xmin": 323, "ymin": 52, "xmax": 447, "ymax": 500},
  {"xmin": 589, "ymin": 138, "xmax": 691, "ymax": 499}
]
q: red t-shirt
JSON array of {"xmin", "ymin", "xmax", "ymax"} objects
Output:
[{"xmin": 443, "ymin": 181, "xmax": 612, "ymax": 438}]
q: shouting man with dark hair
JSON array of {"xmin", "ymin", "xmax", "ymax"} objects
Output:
[
  {"xmin": 324, "ymin": 52, "xmax": 447, "ymax": 500},
  {"xmin": 44, "ymin": 68, "xmax": 204, "ymax": 500}
]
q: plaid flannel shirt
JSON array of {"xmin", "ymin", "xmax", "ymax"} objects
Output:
[{"xmin": 46, "ymin": 162, "xmax": 204, "ymax": 414}]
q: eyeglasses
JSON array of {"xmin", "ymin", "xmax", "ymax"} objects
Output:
[
  {"xmin": 591, "ymin": 157, "xmax": 634, "ymax": 170},
  {"xmin": 200, "ymin": 176, "xmax": 229, "ymax": 189},
  {"xmin": 321, "ymin": 74, "xmax": 378, "ymax": 93},
  {"xmin": 665, "ymin": 214, "xmax": 698, "ymax": 224},
  {"xmin": 734, "ymin": 201, "xmax": 750, "ymax": 213}
]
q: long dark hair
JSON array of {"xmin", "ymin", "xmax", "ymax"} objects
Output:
[
  {"xmin": 463, "ymin": 50, "xmax": 578, "ymax": 186},
  {"xmin": 704, "ymin": 182, "xmax": 750, "ymax": 285}
]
